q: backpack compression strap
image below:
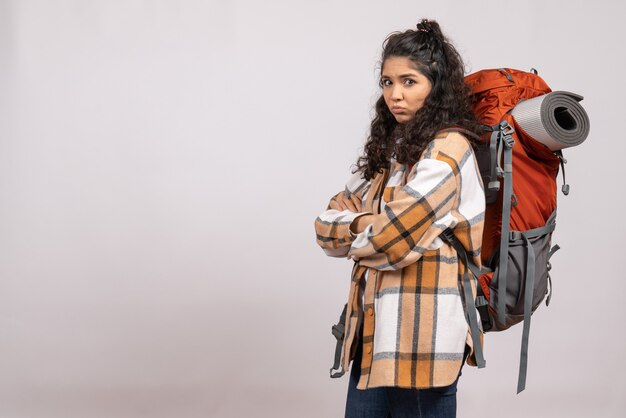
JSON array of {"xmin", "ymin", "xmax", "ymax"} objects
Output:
[
  {"xmin": 510, "ymin": 212, "xmax": 556, "ymax": 393},
  {"xmin": 517, "ymin": 234, "xmax": 535, "ymax": 393},
  {"xmin": 496, "ymin": 120, "xmax": 516, "ymax": 326}
]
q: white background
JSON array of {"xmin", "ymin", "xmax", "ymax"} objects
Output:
[{"xmin": 1, "ymin": 0, "xmax": 624, "ymax": 417}]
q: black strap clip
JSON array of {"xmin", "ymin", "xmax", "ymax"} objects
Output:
[
  {"xmin": 331, "ymin": 323, "xmax": 345, "ymax": 341},
  {"xmin": 330, "ymin": 304, "xmax": 348, "ymax": 378}
]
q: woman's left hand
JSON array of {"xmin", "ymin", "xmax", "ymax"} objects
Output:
[{"xmin": 329, "ymin": 192, "xmax": 361, "ymax": 212}]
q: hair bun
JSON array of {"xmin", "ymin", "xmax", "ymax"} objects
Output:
[
  {"xmin": 416, "ymin": 19, "xmax": 443, "ymax": 38},
  {"xmin": 416, "ymin": 21, "xmax": 431, "ymax": 33}
]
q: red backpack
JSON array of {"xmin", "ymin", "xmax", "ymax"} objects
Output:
[{"xmin": 443, "ymin": 68, "xmax": 589, "ymax": 392}]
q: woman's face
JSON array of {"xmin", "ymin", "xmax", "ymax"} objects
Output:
[{"xmin": 381, "ymin": 56, "xmax": 432, "ymax": 124}]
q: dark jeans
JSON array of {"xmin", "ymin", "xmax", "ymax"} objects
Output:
[{"xmin": 345, "ymin": 344, "xmax": 466, "ymax": 418}]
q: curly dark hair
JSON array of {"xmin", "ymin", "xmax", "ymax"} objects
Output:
[{"xmin": 355, "ymin": 19, "xmax": 480, "ymax": 180}]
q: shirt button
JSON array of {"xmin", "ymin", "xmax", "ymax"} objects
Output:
[{"xmin": 367, "ymin": 308, "xmax": 374, "ymax": 316}]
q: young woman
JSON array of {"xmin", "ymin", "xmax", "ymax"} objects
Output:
[{"xmin": 314, "ymin": 19, "xmax": 485, "ymax": 417}]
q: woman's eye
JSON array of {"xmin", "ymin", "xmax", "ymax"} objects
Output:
[
  {"xmin": 381, "ymin": 79, "xmax": 392, "ymax": 87},
  {"xmin": 404, "ymin": 79, "xmax": 415, "ymax": 85}
]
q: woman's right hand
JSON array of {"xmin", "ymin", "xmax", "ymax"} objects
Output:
[{"xmin": 329, "ymin": 192, "xmax": 362, "ymax": 213}]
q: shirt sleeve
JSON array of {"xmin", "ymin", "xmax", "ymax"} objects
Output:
[
  {"xmin": 347, "ymin": 138, "xmax": 471, "ymax": 270},
  {"xmin": 314, "ymin": 171, "xmax": 373, "ymax": 258}
]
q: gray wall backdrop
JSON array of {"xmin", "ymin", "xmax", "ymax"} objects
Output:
[{"xmin": 1, "ymin": 0, "xmax": 624, "ymax": 417}]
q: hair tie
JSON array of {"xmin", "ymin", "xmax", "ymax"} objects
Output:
[{"xmin": 416, "ymin": 19, "xmax": 433, "ymax": 33}]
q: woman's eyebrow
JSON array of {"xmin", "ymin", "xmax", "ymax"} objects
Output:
[{"xmin": 381, "ymin": 73, "xmax": 419, "ymax": 78}]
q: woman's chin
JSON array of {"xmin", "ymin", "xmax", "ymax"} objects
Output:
[{"xmin": 394, "ymin": 115, "xmax": 412, "ymax": 124}]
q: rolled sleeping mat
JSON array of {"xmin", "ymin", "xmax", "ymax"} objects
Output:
[{"xmin": 511, "ymin": 91, "xmax": 590, "ymax": 151}]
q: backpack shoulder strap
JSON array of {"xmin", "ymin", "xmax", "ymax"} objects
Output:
[
  {"xmin": 330, "ymin": 304, "xmax": 348, "ymax": 378},
  {"xmin": 440, "ymin": 228, "xmax": 486, "ymax": 369}
]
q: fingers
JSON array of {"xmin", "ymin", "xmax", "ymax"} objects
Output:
[
  {"xmin": 329, "ymin": 192, "xmax": 363, "ymax": 212},
  {"xmin": 328, "ymin": 192, "xmax": 344, "ymax": 211},
  {"xmin": 337, "ymin": 193, "xmax": 361, "ymax": 212},
  {"xmin": 329, "ymin": 199, "xmax": 342, "ymax": 211},
  {"xmin": 349, "ymin": 194, "xmax": 362, "ymax": 211},
  {"xmin": 342, "ymin": 195, "xmax": 358, "ymax": 212}
]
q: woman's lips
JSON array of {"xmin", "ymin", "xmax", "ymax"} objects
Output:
[{"xmin": 391, "ymin": 107, "xmax": 406, "ymax": 114}]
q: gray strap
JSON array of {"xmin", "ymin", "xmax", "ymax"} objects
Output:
[
  {"xmin": 330, "ymin": 304, "xmax": 347, "ymax": 378},
  {"xmin": 488, "ymin": 129, "xmax": 501, "ymax": 191},
  {"xmin": 546, "ymin": 273, "xmax": 553, "ymax": 307},
  {"xmin": 440, "ymin": 228, "xmax": 486, "ymax": 368},
  {"xmin": 497, "ymin": 121, "xmax": 515, "ymax": 325},
  {"xmin": 465, "ymin": 255, "xmax": 483, "ymax": 279},
  {"xmin": 498, "ymin": 68, "xmax": 515, "ymax": 82},
  {"xmin": 462, "ymin": 267, "xmax": 486, "ymax": 368},
  {"xmin": 545, "ymin": 243, "xmax": 560, "ymax": 306},
  {"xmin": 510, "ymin": 223, "xmax": 555, "ymax": 241},
  {"xmin": 510, "ymin": 210, "xmax": 557, "ymax": 241},
  {"xmin": 440, "ymin": 228, "xmax": 483, "ymax": 279},
  {"xmin": 517, "ymin": 234, "xmax": 536, "ymax": 393},
  {"xmin": 547, "ymin": 243, "xmax": 560, "ymax": 260},
  {"xmin": 496, "ymin": 132, "xmax": 504, "ymax": 178}
]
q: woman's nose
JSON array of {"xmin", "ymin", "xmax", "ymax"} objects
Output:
[{"xmin": 391, "ymin": 85, "xmax": 403, "ymax": 101}]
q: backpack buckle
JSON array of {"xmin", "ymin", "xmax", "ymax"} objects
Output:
[
  {"xmin": 332, "ymin": 323, "xmax": 345, "ymax": 340},
  {"xmin": 488, "ymin": 180, "xmax": 501, "ymax": 191},
  {"xmin": 440, "ymin": 227, "xmax": 456, "ymax": 243},
  {"xmin": 499, "ymin": 121, "xmax": 515, "ymax": 148},
  {"xmin": 499, "ymin": 120, "xmax": 514, "ymax": 135}
]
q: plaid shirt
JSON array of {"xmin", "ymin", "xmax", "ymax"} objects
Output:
[{"xmin": 315, "ymin": 132, "xmax": 485, "ymax": 389}]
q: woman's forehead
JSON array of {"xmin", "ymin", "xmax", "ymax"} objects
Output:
[{"xmin": 382, "ymin": 57, "xmax": 421, "ymax": 76}]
